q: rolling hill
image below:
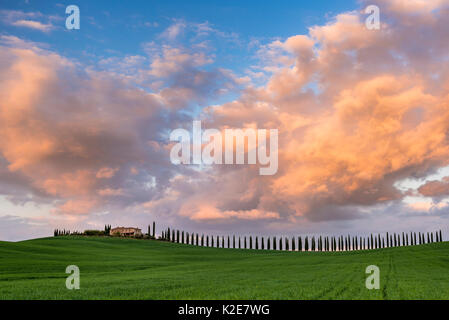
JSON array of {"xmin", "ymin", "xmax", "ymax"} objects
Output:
[{"xmin": 0, "ymin": 236, "xmax": 448, "ymax": 299}]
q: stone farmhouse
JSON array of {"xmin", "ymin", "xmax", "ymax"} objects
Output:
[{"xmin": 111, "ymin": 227, "xmax": 142, "ymax": 237}]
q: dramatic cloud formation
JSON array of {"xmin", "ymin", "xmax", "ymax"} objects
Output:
[{"xmin": 1, "ymin": 0, "xmax": 449, "ymax": 240}]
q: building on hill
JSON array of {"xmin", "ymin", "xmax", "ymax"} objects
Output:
[{"xmin": 111, "ymin": 227, "xmax": 142, "ymax": 237}]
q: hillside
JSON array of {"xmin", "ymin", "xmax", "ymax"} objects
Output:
[{"xmin": 0, "ymin": 236, "xmax": 448, "ymax": 299}]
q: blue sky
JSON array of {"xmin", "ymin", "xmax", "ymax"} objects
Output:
[{"xmin": 1, "ymin": 0, "xmax": 358, "ymax": 73}]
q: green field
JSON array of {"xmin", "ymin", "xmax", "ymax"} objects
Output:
[{"xmin": 0, "ymin": 236, "xmax": 448, "ymax": 300}]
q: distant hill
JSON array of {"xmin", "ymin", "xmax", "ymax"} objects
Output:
[{"xmin": 0, "ymin": 236, "xmax": 448, "ymax": 299}]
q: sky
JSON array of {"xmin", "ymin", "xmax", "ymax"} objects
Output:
[{"xmin": 1, "ymin": 0, "xmax": 449, "ymax": 241}]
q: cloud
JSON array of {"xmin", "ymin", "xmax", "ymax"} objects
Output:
[
  {"xmin": 11, "ymin": 19, "xmax": 53, "ymax": 32},
  {"xmin": 2, "ymin": 1, "xmax": 449, "ymax": 241},
  {"xmin": 1, "ymin": 10, "xmax": 54, "ymax": 32},
  {"xmin": 418, "ymin": 177, "xmax": 449, "ymax": 197}
]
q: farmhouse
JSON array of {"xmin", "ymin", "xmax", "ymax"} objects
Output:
[{"xmin": 111, "ymin": 227, "xmax": 142, "ymax": 237}]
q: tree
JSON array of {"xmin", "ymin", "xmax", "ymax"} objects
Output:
[
  {"xmin": 228, "ymin": 236, "xmax": 230, "ymax": 249},
  {"xmin": 285, "ymin": 237, "xmax": 289, "ymax": 251},
  {"xmin": 256, "ymin": 237, "xmax": 259, "ymax": 250},
  {"xmin": 439, "ymin": 230, "xmax": 443, "ymax": 242},
  {"xmin": 279, "ymin": 237, "xmax": 283, "ymax": 251},
  {"xmin": 291, "ymin": 237, "xmax": 295, "ymax": 251},
  {"xmin": 304, "ymin": 236, "xmax": 309, "ymax": 252},
  {"xmin": 182, "ymin": 231, "xmax": 185, "ymax": 244},
  {"xmin": 152, "ymin": 221, "xmax": 155, "ymax": 238},
  {"xmin": 273, "ymin": 237, "xmax": 277, "ymax": 250},
  {"xmin": 250, "ymin": 236, "xmax": 253, "ymax": 250},
  {"xmin": 244, "ymin": 237, "xmax": 247, "ymax": 249},
  {"xmin": 239, "ymin": 236, "xmax": 241, "ymax": 249},
  {"xmin": 262, "ymin": 237, "xmax": 265, "ymax": 250},
  {"xmin": 267, "ymin": 237, "xmax": 271, "ymax": 250},
  {"xmin": 298, "ymin": 237, "xmax": 302, "ymax": 252}
]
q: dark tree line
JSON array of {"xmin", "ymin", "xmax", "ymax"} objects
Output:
[{"xmin": 158, "ymin": 228, "xmax": 444, "ymax": 252}]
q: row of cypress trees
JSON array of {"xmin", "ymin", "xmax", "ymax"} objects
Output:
[
  {"xmin": 147, "ymin": 221, "xmax": 156, "ymax": 238},
  {"xmin": 160, "ymin": 228, "xmax": 443, "ymax": 251}
]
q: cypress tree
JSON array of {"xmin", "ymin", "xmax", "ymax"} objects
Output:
[
  {"xmin": 267, "ymin": 237, "xmax": 271, "ymax": 250},
  {"xmin": 152, "ymin": 222, "xmax": 155, "ymax": 238},
  {"xmin": 292, "ymin": 237, "xmax": 295, "ymax": 251},
  {"xmin": 255, "ymin": 237, "xmax": 259, "ymax": 250},
  {"xmin": 298, "ymin": 236, "xmax": 302, "ymax": 252},
  {"xmin": 239, "ymin": 236, "xmax": 241, "ymax": 249},
  {"xmin": 304, "ymin": 236, "xmax": 309, "ymax": 252},
  {"xmin": 222, "ymin": 236, "xmax": 225, "ymax": 248},
  {"xmin": 233, "ymin": 235, "xmax": 236, "ymax": 248},
  {"xmin": 439, "ymin": 230, "xmax": 443, "ymax": 242},
  {"xmin": 431, "ymin": 232, "xmax": 434, "ymax": 243},
  {"xmin": 262, "ymin": 237, "xmax": 265, "ymax": 250},
  {"xmin": 250, "ymin": 236, "xmax": 253, "ymax": 249},
  {"xmin": 285, "ymin": 237, "xmax": 289, "ymax": 251},
  {"xmin": 273, "ymin": 236, "xmax": 277, "ymax": 250},
  {"xmin": 427, "ymin": 232, "xmax": 430, "ymax": 244},
  {"xmin": 244, "ymin": 237, "xmax": 247, "ymax": 249},
  {"xmin": 182, "ymin": 231, "xmax": 184, "ymax": 244},
  {"xmin": 207, "ymin": 235, "xmax": 209, "ymax": 247},
  {"xmin": 279, "ymin": 237, "xmax": 283, "ymax": 251},
  {"xmin": 228, "ymin": 236, "xmax": 230, "ymax": 248}
]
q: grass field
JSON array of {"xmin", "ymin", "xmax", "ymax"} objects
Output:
[{"xmin": 0, "ymin": 236, "xmax": 448, "ymax": 300}]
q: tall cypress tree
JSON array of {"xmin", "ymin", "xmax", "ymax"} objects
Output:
[
  {"xmin": 228, "ymin": 236, "xmax": 230, "ymax": 248},
  {"xmin": 279, "ymin": 237, "xmax": 283, "ymax": 251},
  {"xmin": 273, "ymin": 236, "xmax": 277, "ymax": 250},
  {"xmin": 244, "ymin": 237, "xmax": 247, "ymax": 249},
  {"xmin": 286, "ymin": 237, "xmax": 289, "ymax": 251},
  {"xmin": 267, "ymin": 237, "xmax": 271, "ymax": 250},
  {"xmin": 182, "ymin": 231, "xmax": 184, "ymax": 244},
  {"xmin": 250, "ymin": 236, "xmax": 253, "ymax": 249},
  {"xmin": 298, "ymin": 237, "xmax": 302, "ymax": 252},
  {"xmin": 152, "ymin": 221, "xmax": 155, "ymax": 238},
  {"xmin": 439, "ymin": 230, "xmax": 443, "ymax": 242},
  {"xmin": 291, "ymin": 237, "xmax": 295, "ymax": 251},
  {"xmin": 239, "ymin": 236, "xmax": 241, "ymax": 249},
  {"xmin": 233, "ymin": 235, "xmax": 236, "ymax": 248},
  {"xmin": 304, "ymin": 236, "xmax": 309, "ymax": 252},
  {"xmin": 262, "ymin": 237, "xmax": 265, "ymax": 250},
  {"xmin": 255, "ymin": 237, "xmax": 259, "ymax": 250}
]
